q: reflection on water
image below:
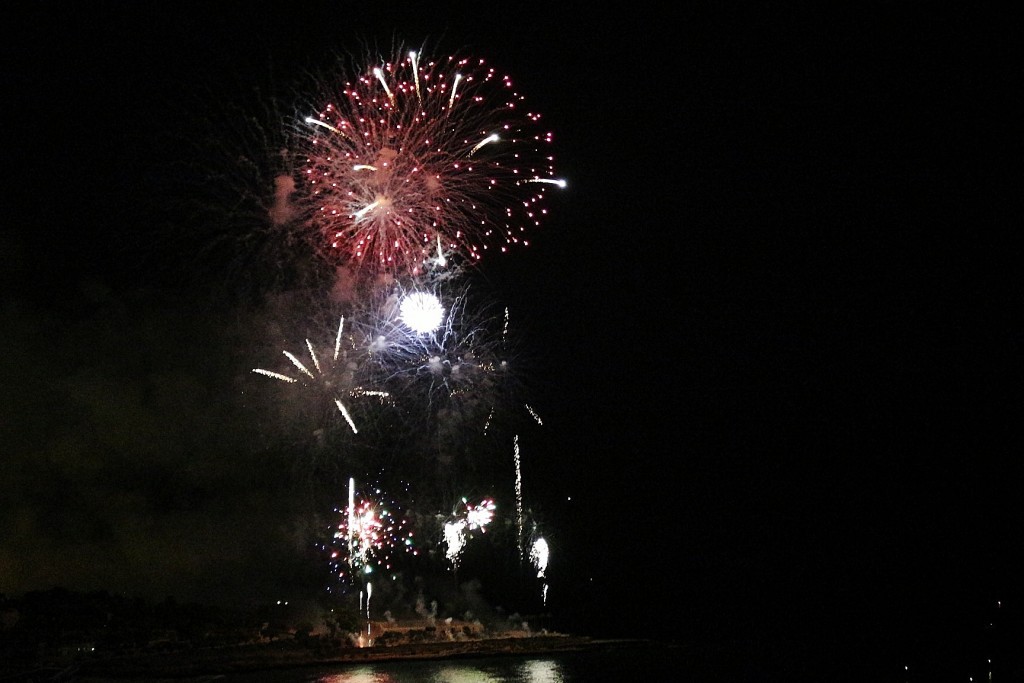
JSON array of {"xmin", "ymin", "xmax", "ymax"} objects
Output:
[
  {"xmin": 217, "ymin": 644, "xmax": 681, "ymax": 683},
  {"xmin": 516, "ymin": 659, "xmax": 561, "ymax": 683},
  {"xmin": 318, "ymin": 665, "xmax": 391, "ymax": 683},
  {"xmin": 315, "ymin": 658, "xmax": 564, "ymax": 683}
]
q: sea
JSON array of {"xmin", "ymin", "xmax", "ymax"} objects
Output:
[
  {"xmin": 200, "ymin": 642, "xmax": 687, "ymax": 683},
  {"xmin": 186, "ymin": 642, "xmax": 1011, "ymax": 683},
  {"xmin": 73, "ymin": 636, "xmax": 1013, "ymax": 682}
]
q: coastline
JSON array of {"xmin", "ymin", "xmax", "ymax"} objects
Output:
[{"xmin": 73, "ymin": 633, "xmax": 655, "ymax": 680}]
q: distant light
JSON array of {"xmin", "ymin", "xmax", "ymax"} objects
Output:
[{"xmin": 400, "ymin": 292, "xmax": 444, "ymax": 333}]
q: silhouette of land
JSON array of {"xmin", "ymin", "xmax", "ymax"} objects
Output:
[{"xmin": 2, "ymin": 588, "xmax": 644, "ymax": 680}]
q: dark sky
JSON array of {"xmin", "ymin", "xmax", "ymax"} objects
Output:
[{"xmin": 2, "ymin": 0, "xmax": 1021, "ymax": 664}]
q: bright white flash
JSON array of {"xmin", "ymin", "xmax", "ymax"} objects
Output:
[
  {"xmin": 448, "ymin": 73, "xmax": 463, "ymax": 109},
  {"xmin": 531, "ymin": 537, "xmax": 549, "ymax": 578},
  {"xmin": 469, "ymin": 133, "xmax": 500, "ymax": 156},
  {"xmin": 433, "ymin": 234, "xmax": 447, "ymax": 267},
  {"xmin": 374, "ymin": 67, "xmax": 395, "ymax": 106},
  {"xmin": 353, "ymin": 200, "xmax": 381, "ymax": 220},
  {"xmin": 409, "ymin": 50, "xmax": 421, "ymax": 100},
  {"xmin": 466, "ymin": 499, "xmax": 496, "ymax": 530},
  {"xmin": 305, "ymin": 116, "xmax": 342, "ymax": 134},
  {"xmin": 335, "ymin": 399, "xmax": 358, "ymax": 434},
  {"xmin": 526, "ymin": 177, "xmax": 567, "ymax": 188},
  {"xmin": 400, "ymin": 292, "xmax": 444, "ymax": 334},
  {"xmin": 284, "ymin": 350, "xmax": 315, "ymax": 379},
  {"xmin": 252, "ymin": 368, "xmax": 296, "ymax": 382},
  {"xmin": 444, "ymin": 521, "xmax": 467, "ymax": 565}
]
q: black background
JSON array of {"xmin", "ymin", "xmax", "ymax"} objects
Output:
[{"xmin": 3, "ymin": 2, "xmax": 1021, "ymax": 675}]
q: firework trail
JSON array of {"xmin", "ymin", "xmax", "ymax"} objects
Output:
[
  {"xmin": 347, "ymin": 477, "xmax": 356, "ymax": 569},
  {"xmin": 514, "ymin": 434, "xmax": 524, "ymax": 559},
  {"xmin": 297, "ymin": 46, "xmax": 565, "ymax": 276}
]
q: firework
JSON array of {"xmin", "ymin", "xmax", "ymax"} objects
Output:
[
  {"xmin": 531, "ymin": 535, "xmax": 550, "ymax": 606},
  {"xmin": 252, "ymin": 273, "xmax": 542, "ymax": 521},
  {"xmin": 297, "ymin": 46, "xmax": 565, "ymax": 276},
  {"xmin": 386, "ymin": 281, "xmax": 523, "ymax": 426},
  {"xmin": 465, "ymin": 497, "xmax": 497, "ymax": 530},
  {"xmin": 530, "ymin": 536, "xmax": 549, "ymax": 578},
  {"xmin": 513, "ymin": 434, "xmax": 525, "ymax": 558},
  {"xmin": 442, "ymin": 497, "xmax": 497, "ymax": 569},
  {"xmin": 399, "ymin": 291, "xmax": 445, "ymax": 334},
  {"xmin": 238, "ymin": 44, "xmax": 566, "ymax": 619},
  {"xmin": 442, "ymin": 520, "xmax": 467, "ymax": 568},
  {"xmin": 323, "ymin": 479, "xmax": 417, "ymax": 587},
  {"xmin": 252, "ymin": 314, "xmax": 392, "ymax": 436}
]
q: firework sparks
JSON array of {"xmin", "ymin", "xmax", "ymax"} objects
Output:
[
  {"xmin": 514, "ymin": 434, "xmax": 524, "ymax": 559},
  {"xmin": 389, "ymin": 283, "xmax": 520, "ymax": 426},
  {"xmin": 530, "ymin": 536, "xmax": 549, "ymax": 578},
  {"xmin": 531, "ymin": 535, "xmax": 550, "ymax": 606},
  {"xmin": 239, "ymin": 42, "xmax": 567, "ymax": 617},
  {"xmin": 252, "ymin": 314, "xmax": 393, "ymax": 435},
  {"xmin": 442, "ymin": 497, "xmax": 497, "ymax": 569},
  {"xmin": 442, "ymin": 521, "xmax": 467, "ymax": 568},
  {"xmin": 298, "ymin": 47, "xmax": 565, "ymax": 275},
  {"xmin": 399, "ymin": 291, "xmax": 445, "ymax": 334},
  {"xmin": 465, "ymin": 498, "xmax": 497, "ymax": 530},
  {"xmin": 324, "ymin": 481, "xmax": 417, "ymax": 586},
  {"xmin": 250, "ymin": 272, "xmax": 526, "ymax": 469}
]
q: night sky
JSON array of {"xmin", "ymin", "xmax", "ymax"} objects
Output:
[{"xmin": 3, "ymin": 1, "xmax": 1020, "ymax": 668}]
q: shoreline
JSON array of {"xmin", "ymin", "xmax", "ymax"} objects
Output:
[{"xmin": 74, "ymin": 633, "xmax": 658, "ymax": 679}]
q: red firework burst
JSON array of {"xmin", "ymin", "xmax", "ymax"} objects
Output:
[{"xmin": 298, "ymin": 47, "xmax": 564, "ymax": 276}]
